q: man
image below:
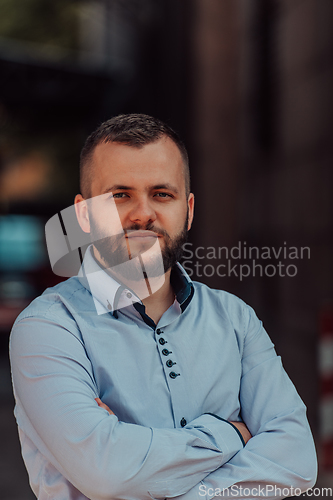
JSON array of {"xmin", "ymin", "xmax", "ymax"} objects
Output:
[{"xmin": 10, "ymin": 114, "xmax": 317, "ymax": 500}]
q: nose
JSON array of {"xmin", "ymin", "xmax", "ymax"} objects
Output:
[{"xmin": 128, "ymin": 196, "xmax": 157, "ymax": 226}]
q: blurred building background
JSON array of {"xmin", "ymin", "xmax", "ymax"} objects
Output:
[{"xmin": 0, "ymin": 0, "xmax": 332, "ymax": 498}]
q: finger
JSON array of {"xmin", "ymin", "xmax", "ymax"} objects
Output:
[{"xmin": 95, "ymin": 397, "xmax": 114, "ymax": 415}]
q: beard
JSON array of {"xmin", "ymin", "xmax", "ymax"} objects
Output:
[{"xmin": 89, "ymin": 212, "xmax": 189, "ymax": 282}]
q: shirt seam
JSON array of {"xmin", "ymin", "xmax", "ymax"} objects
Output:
[{"xmin": 14, "ymin": 314, "xmax": 86, "ymax": 349}]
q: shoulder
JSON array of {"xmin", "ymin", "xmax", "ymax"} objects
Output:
[
  {"xmin": 15, "ymin": 277, "xmax": 84, "ymax": 319},
  {"xmin": 190, "ymin": 281, "xmax": 274, "ymax": 362},
  {"xmin": 10, "ymin": 279, "xmax": 98, "ymax": 396},
  {"xmin": 191, "ymin": 281, "xmax": 262, "ymax": 339},
  {"xmin": 11, "ymin": 277, "xmax": 94, "ymax": 342},
  {"xmin": 192, "ymin": 280, "xmax": 251, "ymax": 316}
]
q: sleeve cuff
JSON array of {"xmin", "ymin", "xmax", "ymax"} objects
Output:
[
  {"xmin": 204, "ymin": 413, "xmax": 246, "ymax": 447},
  {"xmin": 186, "ymin": 413, "xmax": 244, "ymax": 465}
]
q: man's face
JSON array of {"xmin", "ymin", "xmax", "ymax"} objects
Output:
[{"xmin": 77, "ymin": 136, "xmax": 194, "ymax": 281}]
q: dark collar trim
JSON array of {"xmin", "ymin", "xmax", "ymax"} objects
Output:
[
  {"xmin": 170, "ymin": 264, "xmax": 194, "ymax": 313},
  {"xmin": 133, "ymin": 302, "xmax": 156, "ymax": 329},
  {"xmin": 179, "ymin": 286, "xmax": 194, "ymax": 312}
]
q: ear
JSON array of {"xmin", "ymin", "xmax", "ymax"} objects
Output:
[
  {"xmin": 187, "ymin": 193, "xmax": 195, "ymax": 231},
  {"xmin": 74, "ymin": 194, "xmax": 91, "ymax": 233}
]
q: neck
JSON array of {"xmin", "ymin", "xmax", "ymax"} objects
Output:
[
  {"xmin": 141, "ymin": 268, "xmax": 174, "ymax": 322},
  {"xmin": 115, "ymin": 268, "xmax": 174, "ymax": 325}
]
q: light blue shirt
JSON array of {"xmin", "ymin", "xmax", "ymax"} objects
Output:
[{"xmin": 10, "ymin": 247, "xmax": 317, "ymax": 499}]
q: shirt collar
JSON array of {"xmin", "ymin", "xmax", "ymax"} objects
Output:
[
  {"xmin": 78, "ymin": 246, "xmax": 139, "ymax": 316},
  {"xmin": 79, "ymin": 245, "xmax": 194, "ymax": 316},
  {"xmin": 170, "ymin": 262, "xmax": 194, "ymax": 312}
]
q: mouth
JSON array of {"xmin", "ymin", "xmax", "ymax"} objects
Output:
[{"xmin": 125, "ymin": 230, "xmax": 160, "ymax": 239}]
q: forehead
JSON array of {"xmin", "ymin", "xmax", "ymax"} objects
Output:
[{"xmin": 90, "ymin": 136, "xmax": 185, "ymax": 196}]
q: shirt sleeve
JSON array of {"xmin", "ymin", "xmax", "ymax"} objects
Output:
[
  {"xmin": 173, "ymin": 305, "xmax": 318, "ymax": 500},
  {"xmin": 10, "ymin": 315, "xmax": 244, "ymax": 500}
]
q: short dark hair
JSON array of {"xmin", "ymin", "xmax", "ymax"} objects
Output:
[{"xmin": 80, "ymin": 113, "xmax": 190, "ymax": 198}]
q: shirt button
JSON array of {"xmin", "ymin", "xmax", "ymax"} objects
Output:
[
  {"xmin": 180, "ymin": 418, "xmax": 187, "ymax": 427},
  {"xmin": 159, "ymin": 338, "xmax": 167, "ymax": 345},
  {"xmin": 156, "ymin": 328, "xmax": 163, "ymax": 335},
  {"xmin": 166, "ymin": 359, "xmax": 175, "ymax": 368},
  {"xmin": 169, "ymin": 372, "xmax": 179, "ymax": 379},
  {"xmin": 126, "ymin": 292, "xmax": 132, "ymax": 298},
  {"xmin": 162, "ymin": 349, "xmax": 171, "ymax": 356}
]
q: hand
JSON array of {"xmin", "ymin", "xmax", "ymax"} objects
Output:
[
  {"xmin": 229, "ymin": 421, "xmax": 252, "ymax": 444},
  {"xmin": 95, "ymin": 397, "xmax": 115, "ymax": 415}
]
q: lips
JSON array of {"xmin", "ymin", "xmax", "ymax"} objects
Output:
[{"xmin": 125, "ymin": 230, "xmax": 159, "ymax": 239}]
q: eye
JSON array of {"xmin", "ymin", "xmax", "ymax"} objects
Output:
[
  {"xmin": 111, "ymin": 192, "xmax": 129, "ymax": 199},
  {"xmin": 154, "ymin": 192, "xmax": 173, "ymax": 198}
]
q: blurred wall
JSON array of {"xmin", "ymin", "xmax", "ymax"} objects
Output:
[{"xmin": 186, "ymin": 0, "xmax": 333, "ymax": 489}]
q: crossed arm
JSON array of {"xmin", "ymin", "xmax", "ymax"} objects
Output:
[
  {"xmin": 10, "ymin": 310, "xmax": 317, "ymax": 500},
  {"xmin": 10, "ymin": 316, "xmax": 251, "ymax": 500},
  {"xmin": 96, "ymin": 396, "xmax": 252, "ymax": 444}
]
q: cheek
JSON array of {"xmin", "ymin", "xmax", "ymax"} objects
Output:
[
  {"xmin": 89, "ymin": 202, "xmax": 124, "ymax": 237},
  {"xmin": 162, "ymin": 211, "xmax": 187, "ymax": 236}
]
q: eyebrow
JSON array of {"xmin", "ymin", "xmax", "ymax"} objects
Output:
[{"xmin": 102, "ymin": 183, "xmax": 179, "ymax": 194}]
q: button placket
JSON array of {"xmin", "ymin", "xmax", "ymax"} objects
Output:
[{"xmin": 155, "ymin": 328, "xmax": 180, "ymax": 379}]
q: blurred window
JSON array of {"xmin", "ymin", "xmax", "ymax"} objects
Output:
[{"xmin": 0, "ymin": 215, "xmax": 46, "ymax": 271}]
